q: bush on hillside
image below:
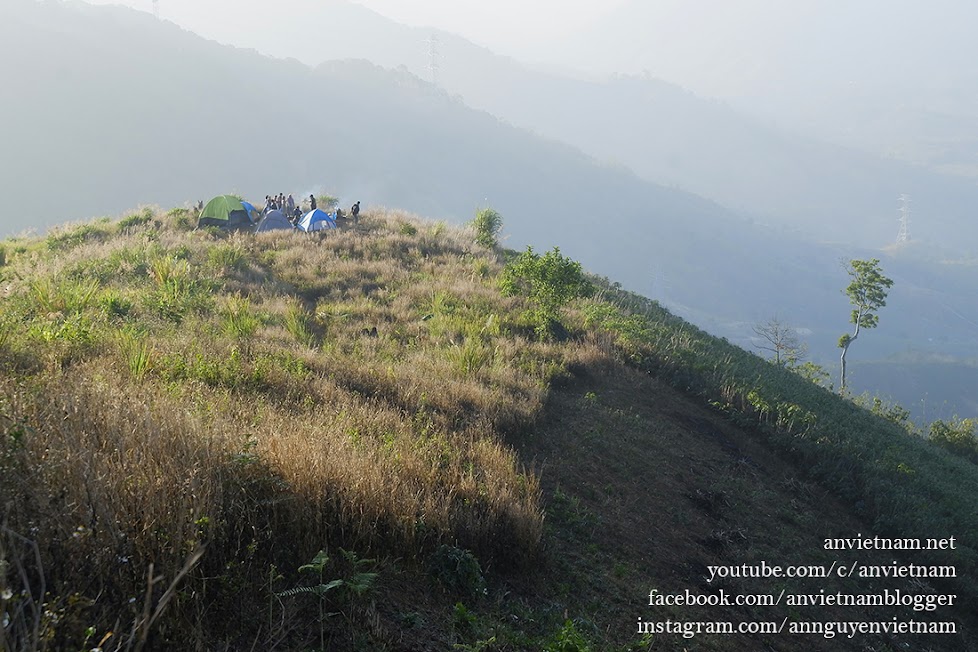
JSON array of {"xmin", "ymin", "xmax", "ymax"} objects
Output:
[
  {"xmin": 501, "ymin": 246, "xmax": 593, "ymax": 338},
  {"xmin": 930, "ymin": 417, "xmax": 978, "ymax": 463}
]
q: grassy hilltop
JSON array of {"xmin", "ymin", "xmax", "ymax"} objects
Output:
[{"xmin": 1, "ymin": 207, "xmax": 976, "ymax": 651}]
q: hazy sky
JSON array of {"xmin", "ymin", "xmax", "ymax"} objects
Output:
[
  {"xmin": 351, "ymin": 0, "xmax": 628, "ymax": 48},
  {"xmin": 78, "ymin": 0, "xmax": 629, "ymax": 60}
]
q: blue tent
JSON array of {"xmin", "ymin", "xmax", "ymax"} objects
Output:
[
  {"xmin": 255, "ymin": 210, "xmax": 294, "ymax": 233},
  {"xmin": 240, "ymin": 200, "xmax": 260, "ymax": 223},
  {"xmin": 298, "ymin": 209, "xmax": 337, "ymax": 232}
]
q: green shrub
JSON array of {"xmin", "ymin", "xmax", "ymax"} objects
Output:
[
  {"xmin": 452, "ymin": 601, "xmax": 478, "ymax": 639},
  {"xmin": 117, "ymin": 209, "xmax": 154, "ymax": 231},
  {"xmin": 45, "ymin": 223, "xmax": 110, "ymax": 252},
  {"xmin": 500, "ymin": 247, "xmax": 594, "ymax": 338},
  {"xmin": 431, "ymin": 545, "xmax": 486, "ymax": 597},
  {"xmin": 317, "ymin": 194, "xmax": 339, "ymax": 211},
  {"xmin": 167, "ymin": 207, "xmax": 194, "ymax": 230},
  {"xmin": 544, "ymin": 620, "xmax": 591, "ymax": 652},
  {"xmin": 930, "ymin": 418, "xmax": 978, "ymax": 463},
  {"xmin": 99, "ymin": 291, "xmax": 134, "ymax": 320}
]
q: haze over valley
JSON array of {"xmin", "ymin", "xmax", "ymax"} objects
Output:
[{"xmin": 4, "ymin": 0, "xmax": 978, "ymax": 419}]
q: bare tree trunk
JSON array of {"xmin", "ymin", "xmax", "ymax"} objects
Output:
[
  {"xmin": 840, "ymin": 343, "xmax": 849, "ymax": 392},
  {"xmin": 840, "ymin": 318, "xmax": 862, "ymax": 392}
]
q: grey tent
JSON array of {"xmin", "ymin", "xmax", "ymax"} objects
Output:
[{"xmin": 255, "ymin": 210, "xmax": 294, "ymax": 233}]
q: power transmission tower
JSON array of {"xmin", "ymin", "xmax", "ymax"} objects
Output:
[
  {"xmin": 649, "ymin": 264, "xmax": 671, "ymax": 298},
  {"xmin": 152, "ymin": 0, "xmax": 160, "ymax": 20},
  {"xmin": 897, "ymin": 194, "xmax": 911, "ymax": 243},
  {"xmin": 426, "ymin": 33, "xmax": 440, "ymax": 86}
]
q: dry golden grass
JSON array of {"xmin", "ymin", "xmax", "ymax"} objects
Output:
[{"xmin": 0, "ymin": 207, "xmax": 581, "ymax": 648}]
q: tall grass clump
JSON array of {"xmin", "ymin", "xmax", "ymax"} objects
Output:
[
  {"xmin": 146, "ymin": 253, "xmax": 210, "ymax": 322},
  {"xmin": 44, "ymin": 222, "xmax": 111, "ymax": 252},
  {"xmin": 221, "ymin": 294, "xmax": 260, "ymax": 340},
  {"xmin": 116, "ymin": 328, "xmax": 153, "ymax": 381},
  {"xmin": 447, "ymin": 337, "xmax": 495, "ymax": 377},
  {"xmin": 208, "ymin": 241, "xmax": 247, "ymax": 273},
  {"xmin": 284, "ymin": 299, "xmax": 318, "ymax": 347},
  {"xmin": 30, "ymin": 277, "xmax": 101, "ymax": 314},
  {"xmin": 471, "ymin": 207, "xmax": 503, "ymax": 249},
  {"xmin": 117, "ymin": 207, "xmax": 155, "ymax": 231}
]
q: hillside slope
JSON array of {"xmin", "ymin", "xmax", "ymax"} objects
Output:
[
  {"xmin": 1, "ymin": 208, "xmax": 976, "ymax": 650},
  {"xmin": 8, "ymin": 0, "xmax": 978, "ymax": 402}
]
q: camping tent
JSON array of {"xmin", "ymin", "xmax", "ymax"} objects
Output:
[
  {"xmin": 240, "ymin": 200, "xmax": 261, "ymax": 223},
  {"xmin": 255, "ymin": 210, "xmax": 294, "ymax": 233},
  {"xmin": 297, "ymin": 209, "xmax": 337, "ymax": 232},
  {"xmin": 197, "ymin": 195, "xmax": 254, "ymax": 230}
]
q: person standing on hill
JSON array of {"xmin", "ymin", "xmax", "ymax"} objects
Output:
[
  {"xmin": 286, "ymin": 193, "xmax": 295, "ymax": 214},
  {"xmin": 310, "ymin": 194, "xmax": 317, "ymax": 211},
  {"xmin": 351, "ymin": 201, "xmax": 360, "ymax": 224}
]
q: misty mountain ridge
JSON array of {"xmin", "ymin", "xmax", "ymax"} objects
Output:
[
  {"xmin": 118, "ymin": 0, "xmax": 978, "ymax": 255},
  {"xmin": 558, "ymin": 0, "xmax": 978, "ymax": 177}
]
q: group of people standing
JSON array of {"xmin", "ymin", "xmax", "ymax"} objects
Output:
[
  {"xmin": 263, "ymin": 193, "xmax": 303, "ymax": 221},
  {"xmin": 262, "ymin": 192, "xmax": 362, "ymax": 225}
]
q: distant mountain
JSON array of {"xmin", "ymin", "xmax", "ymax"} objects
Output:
[
  {"xmin": 138, "ymin": 0, "xmax": 978, "ymax": 253},
  {"xmin": 0, "ymin": 0, "xmax": 782, "ymax": 309},
  {"xmin": 558, "ymin": 0, "xmax": 978, "ymax": 179},
  {"xmin": 3, "ymin": 0, "xmax": 977, "ymax": 420}
]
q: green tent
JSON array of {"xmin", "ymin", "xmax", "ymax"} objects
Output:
[{"xmin": 197, "ymin": 195, "xmax": 253, "ymax": 230}]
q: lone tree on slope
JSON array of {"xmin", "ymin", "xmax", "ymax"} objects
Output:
[
  {"xmin": 752, "ymin": 316, "xmax": 807, "ymax": 367},
  {"xmin": 838, "ymin": 258, "xmax": 894, "ymax": 393}
]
